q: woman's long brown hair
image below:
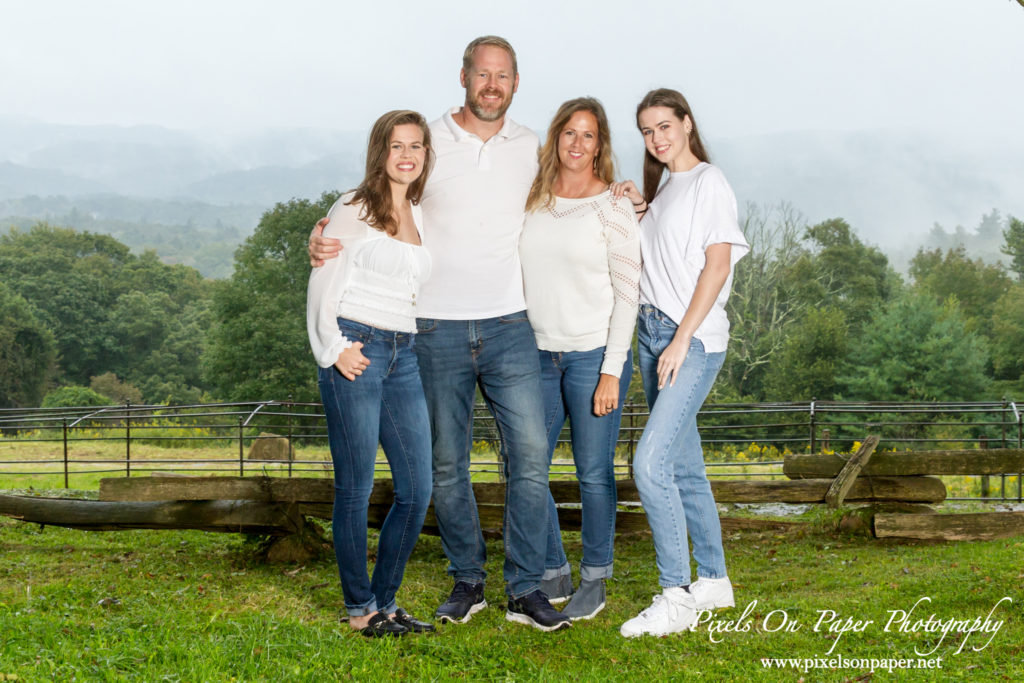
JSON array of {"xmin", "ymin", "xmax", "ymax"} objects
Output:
[
  {"xmin": 636, "ymin": 89, "xmax": 709, "ymax": 204},
  {"xmin": 345, "ymin": 110, "xmax": 433, "ymax": 235}
]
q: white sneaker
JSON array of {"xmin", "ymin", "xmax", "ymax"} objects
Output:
[
  {"xmin": 689, "ymin": 576, "xmax": 735, "ymax": 610},
  {"xmin": 619, "ymin": 587, "xmax": 697, "ymax": 637}
]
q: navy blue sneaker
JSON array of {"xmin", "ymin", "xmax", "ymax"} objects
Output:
[
  {"xmin": 506, "ymin": 590, "xmax": 572, "ymax": 632},
  {"xmin": 435, "ymin": 581, "xmax": 487, "ymax": 624}
]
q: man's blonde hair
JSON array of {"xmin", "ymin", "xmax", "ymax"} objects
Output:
[{"xmin": 462, "ymin": 35, "xmax": 518, "ymax": 75}]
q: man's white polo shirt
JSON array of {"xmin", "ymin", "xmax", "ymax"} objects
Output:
[{"xmin": 417, "ymin": 108, "xmax": 539, "ymax": 320}]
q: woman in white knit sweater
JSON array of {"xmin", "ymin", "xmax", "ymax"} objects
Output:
[{"xmin": 519, "ymin": 97, "xmax": 642, "ymax": 620}]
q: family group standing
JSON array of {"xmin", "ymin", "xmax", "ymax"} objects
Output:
[{"xmin": 306, "ymin": 35, "xmax": 749, "ymax": 638}]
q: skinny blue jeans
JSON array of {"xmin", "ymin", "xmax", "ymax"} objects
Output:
[
  {"xmin": 634, "ymin": 304, "xmax": 728, "ymax": 588},
  {"xmin": 541, "ymin": 347, "xmax": 631, "ymax": 582},
  {"xmin": 318, "ymin": 318, "xmax": 432, "ymax": 617},
  {"xmin": 414, "ymin": 312, "xmax": 550, "ymax": 598}
]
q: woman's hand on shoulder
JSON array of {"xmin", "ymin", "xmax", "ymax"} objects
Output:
[
  {"xmin": 592, "ymin": 373, "xmax": 621, "ymax": 417},
  {"xmin": 334, "ymin": 343, "xmax": 370, "ymax": 381},
  {"xmin": 609, "ymin": 180, "xmax": 647, "ymax": 216},
  {"xmin": 609, "ymin": 180, "xmax": 641, "ymax": 203},
  {"xmin": 309, "ymin": 217, "xmax": 343, "ymax": 267}
]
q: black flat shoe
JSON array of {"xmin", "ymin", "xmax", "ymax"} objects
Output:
[
  {"xmin": 393, "ymin": 608, "xmax": 435, "ymax": 633},
  {"xmin": 359, "ymin": 611, "xmax": 408, "ymax": 637}
]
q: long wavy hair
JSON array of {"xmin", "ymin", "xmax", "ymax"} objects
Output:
[
  {"xmin": 526, "ymin": 97, "xmax": 616, "ymax": 212},
  {"xmin": 636, "ymin": 88, "xmax": 709, "ymax": 204},
  {"xmin": 345, "ymin": 110, "xmax": 433, "ymax": 235}
]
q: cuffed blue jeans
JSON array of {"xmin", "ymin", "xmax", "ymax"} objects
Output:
[
  {"xmin": 540, "ymin": 347, "xmax": 631, "ymax": 582},
  {"xmin": 319, "ymin": 318, "xmax": 432, "ymax": 617},
  {"xmin": 634, "ymin": 304, "xmax": 728, "ymax": 588},
  {"xmin": 414, "ymin": 312, "xmax": 550, "ymax": 598}
]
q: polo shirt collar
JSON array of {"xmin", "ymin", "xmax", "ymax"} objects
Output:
[{"xmin": 443, "ymin": 106, "xmax": 514, "ymax": 142}]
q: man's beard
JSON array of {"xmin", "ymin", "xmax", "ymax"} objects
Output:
[{"xmin": 467, "ymin": 89, "xmax": 512, "ymax": 122}]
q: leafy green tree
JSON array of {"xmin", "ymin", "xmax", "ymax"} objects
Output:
[
  {"xmin": 988, "ymin": 284, "xmax": 1024, "ymax": 382},
  {"xmin": 1001, "ymin": 215, "xmax": 1024, "ymax": 281},
  {"xmin": 203, "ymin": 193, "xmax": 339, "ymax": 402},
  {"xmin": 909, "ymin": 245, "xmax": 1010, "ymax": 330},
  {"xmin": 0, "ymin": 224, "xmax": 214, "ymax": 403},
  {"xmin": 42, "ymin": 385, "xmax": 110, "ymax": 408},
  {"xmin": 802, "ymin": 218, "xmax": 900, "ymax": 329},
  {"xmin": 839, "ymin": 292, "xmax": 990, "ymax": 401},
  {"xmin": 90, "ymin": 372, "xmax": 144, "ymax": 405},
  {"xmin": 0, "ymin": 282, "xmax": 57, "ymax": 408},
  {"xmin": 722, "ymin": 204, "xmax": 817, "ymax": 399},
  {"xmin": 762, "ymin": 307, "xmax": 848, "ymax": 401}
]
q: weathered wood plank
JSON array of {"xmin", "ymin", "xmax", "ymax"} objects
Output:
[
  {"xmin": 99, "ymin": 476, "xmax": 335, "ymax": 503},
  {"xmin": 874, "ymin": 511, "xmax": 1024, "ymax": 541},
  {"xmin": 0, "ymin": 494, "xmax": 302, "ymax": 535},
  {"xmin": 101, "ymin": 475, "xmax": 945, "ymax": 505},
  {"xmin": 826, "ymin": 435, "xmax": 880, "ymax": 508},
  {"xmin": 785, "ymin": 449, "xmax": 1024, "ymax": 478},
  {"xmin": 356, "ymin": 504, "xmax": 800, "ymax": 538}
]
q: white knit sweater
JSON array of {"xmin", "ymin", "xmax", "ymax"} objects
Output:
[{"xmin": 519, "ymin": 191, "xmax": 641, "ymax": 377}]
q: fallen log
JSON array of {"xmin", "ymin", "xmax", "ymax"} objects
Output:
[
  {"xmin": 357, "ymin": 504, "xmax": 800, "ymax": 538},
  {"xmin": 0, "ymin": 494, "xmax": 303, "ymax": 536},
  {"xmin": 785, "ymin": 449, "xmax": 1024, "ymax": 479},
  {"xmin": 873, "ymin": 511, "xmax": 1024, "ymax": 541},
  {"xmin": 101, "ymin": 474, "xmax": 946, "ymax": 505}
]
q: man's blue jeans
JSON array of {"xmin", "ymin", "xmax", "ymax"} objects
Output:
[
  {"xmin": 318, "ymin": 318, "xmax": 432, "ymax": 617},
  {"xmin": 414, "ymin": 311, "xmax": 550, "ymax": 598},
  {"xmin": 540, "ymin": 347, "xmax": 631, "ymax": 581},
  {"xmin": 635, "ymin": 304, "xmax": 728, "ymax": 588}
]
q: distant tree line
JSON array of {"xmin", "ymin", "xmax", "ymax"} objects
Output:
[{"xmin": 2, "ymin": 195, "xmax": 1022, "ymax": 409}]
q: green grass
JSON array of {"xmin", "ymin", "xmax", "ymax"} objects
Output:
[{"xmin": 1, "ymin": 505, "xmax": 1022, "ymax": 681}]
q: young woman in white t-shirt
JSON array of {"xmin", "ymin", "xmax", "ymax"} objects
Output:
[
  {"xmin": 519, "ymin": 97, "xmax": 641, "ymax": 620},
  {"xmin": 306, "ymin": 110, "xmax": 436, "ymax": 638},
  {"xmin": 612, "ymin": 89, "xmax": 750, "ymax": 638}
]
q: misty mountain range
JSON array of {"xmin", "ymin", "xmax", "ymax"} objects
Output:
[{"xmin": 1, "ymin": 115, "xmax": 1020, "ymax": 278}]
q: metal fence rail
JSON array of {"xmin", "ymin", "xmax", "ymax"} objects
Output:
[{"xmin": 1, "ymin": 399, "xmax": 1021, "ymax": 502}]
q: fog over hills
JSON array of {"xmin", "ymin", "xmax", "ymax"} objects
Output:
[{"xmin": 1, "ymin": 117, "xmax": 1021, "ymax": 278}]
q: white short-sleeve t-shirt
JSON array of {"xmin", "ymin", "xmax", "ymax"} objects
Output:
[{"xmin": 639, "ymin": 162, "xmax": 750, "ymax": 353}]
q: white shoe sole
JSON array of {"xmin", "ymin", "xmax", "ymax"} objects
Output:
[
  {"xmin": 620, "ymin": 621, "xmax": 693, "ymax": 638},
  {"xmin": 436, "ymin": 600, "xmax": 486, "ymax": 624},
  {"xmin": 505, "ymin": 610, "xmax": 572, "ymax": 632},
  {"xmin": 566, "ymin": 601, "xmax": 605, "ymax": 621},
  {"xmin": 548, "ymin": 594, "xmax": 572, "ymax": 605}
]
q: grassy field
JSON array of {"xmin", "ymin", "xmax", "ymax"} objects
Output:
[{"xmin": 1, "ymin": 500, "xmax": 1022, "ymax": 681}]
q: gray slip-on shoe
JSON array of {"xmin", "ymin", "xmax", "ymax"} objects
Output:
[{"xmin": 562, "ymin": 579, "xmax": 606, "ymax": 620}]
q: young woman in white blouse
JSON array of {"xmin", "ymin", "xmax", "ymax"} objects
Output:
[
  {"xmin": 519, "ymin": 97, "xmax": 641, "ymax": 620},
  {"xmin": 612, "ymin": 89, "xmax": 750, "ymax": 638},
  {"xmin": 307, "ymin": 110, "xmax": 435, "ymax": 638}
]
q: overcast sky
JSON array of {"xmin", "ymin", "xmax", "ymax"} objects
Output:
[{"xmin": 2, "ymin": 0, "xmax": 1022, "ymax": 143}]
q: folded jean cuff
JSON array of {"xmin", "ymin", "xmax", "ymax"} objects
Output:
[
  {"xmin": 580, "ymin": 563, "xmax": 613, "ymax": 581},
  {"xmin": 346, "ymin": 599, "xmax": 379, "ymax": 618},
  {"xmin": 541, "ymin": 563, "xmax": 571, "ymax": 580}
]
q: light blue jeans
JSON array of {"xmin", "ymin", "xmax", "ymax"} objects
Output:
[
  {"xmin": 540, "ymin": 347, "xmax": 631, "ymax": 582},
  {"xmin": 414, "ymin": 312, "xmax": 550, "ymax": 598},
  {"xmin": 635, "ymin": 304, "xmax": 728, "ymax": 588}
]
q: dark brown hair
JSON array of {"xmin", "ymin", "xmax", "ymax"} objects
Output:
[
  {"xmin": 636, "ymin": 88, "xmax": 710, "ymax": 204},
  {"xmin": 346, "ymin": 110, "xmax": 433, "ymax": 235},
  {"xmin": 526, "ymin": 97, "xmax": 616, "ymax": 212}
]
